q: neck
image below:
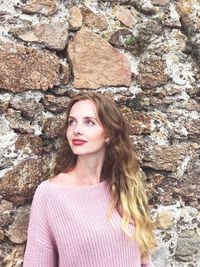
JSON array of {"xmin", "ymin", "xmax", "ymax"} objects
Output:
[{"xmin": 73, "ymin": 153, "xmax": 105, "ymax": 185}]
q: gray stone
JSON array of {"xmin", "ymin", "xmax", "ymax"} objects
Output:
[
  {"xmin": 109, "ymin": 19, "xmax": 163, "ymax": 55},
  {"xmin": 138, "ymin": 19, "xmax": 163, "ymax": 37},
  {"xmin": 109, "ymin": 29, "xmax": 133, "ymax": 48},
  {"xmin": 5, "ymin": 206, "xmax": 30, "ymax": 244},
  {"xmin": 49, "ymin": 85, "xmax": 70, "ymax": 96},
  {"xmin": 41, "ymin": 93, "xmax": 70, "ymax": 114},
  {"xmin": 172, "ymin": 147, "xmax": 200, "ymax": 207},
  {"xmin": 0, "ymin": 228, "xmax": 4, "ymax": 241},
  {"xmin": 141, "ymin": 143, "xmax": 189, "ymax": 172},
  {"xmin": 0, "ymin": 200, "xmax": 13, "ymax": 227},
  {"xmin": 60, "ymin": 63, "xmax": 70, "ymax": 85},
  {"xmin": 0, "ymin": 158, "xmax": 47, "ymax": 205},
  {"xmin": 0, "ymin": 157, "xmax": 14, "ymax": 170},
  {"xmin": 9, "ymin": 98, "xmax": 42, "ymax": 121},
  {"xmin": 42, "ymin": 116, "xmax": 66, "ymax": 139},
  {"xmin": 0, "ymin": 98, "xmax": 10, "ymax": 113},
  {"xmin": 5, "ymin": 108, "xmax": 33, "ymax": 134},
  {"xmin": 151, "ymin": 0, "xmax": 170, "ymax": 6},
  {"xmin": 152, "ymin": 241, "xmax": 169, "ymax": 267},
  {"xmin": 20, "ymin": 0, "xmax": 58, "ymax": 16},
  {"xmin": 136, "ymin": 56, "xmax": 170, "ymax": 89},
  {"xmin": 0, "ymin": 243, "xmax": 25, "ymax": 267},
  {"xmin": 10, "ymin": 22, "xmax": 68, "ymax": 50},
  {"xmin": 175, "ymin": 230, "xmax": 200, "ymax": 262},
  {"xmin": 186, "ymin": 119, "xmax": 200, "ymax": 142}
]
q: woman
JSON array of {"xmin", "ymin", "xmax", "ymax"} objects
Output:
[{"xmin": 23, "ymin": 93, "xmax": 156, "ymax": 267}]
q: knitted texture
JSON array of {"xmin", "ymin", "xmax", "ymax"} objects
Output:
[{"xmin": 23, "ymin": 180, "xmax": 154, "ymax": 267}]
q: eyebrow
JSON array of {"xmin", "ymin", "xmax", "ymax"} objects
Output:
[{"xmin": 68, "ymin": 116, "xmax": 98, "ymax": 121}]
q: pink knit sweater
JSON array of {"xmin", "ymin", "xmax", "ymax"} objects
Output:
[{"xmin": 23, "ymin": 179, "xmax": 154, "ymax": 267}]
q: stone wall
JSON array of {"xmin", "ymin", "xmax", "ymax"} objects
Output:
[{"xmin": 0, "ymin": 0, "xmax": 199, "ymax": 266}]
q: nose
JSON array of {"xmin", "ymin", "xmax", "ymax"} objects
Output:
[{"xmin": 73, "ymin": 122, "xmax": 83, "ymax": 135}]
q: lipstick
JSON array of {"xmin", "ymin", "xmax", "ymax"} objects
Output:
[{"xmin": 72, "ymin": 139, "xmax": 87, "ymax": 145}]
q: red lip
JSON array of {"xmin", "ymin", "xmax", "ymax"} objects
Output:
[{"xmin": 72, "ymin": 139, "xmax": 87, "ymax": 145}]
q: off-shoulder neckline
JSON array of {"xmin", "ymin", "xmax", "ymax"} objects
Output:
[{"xmin": 46, "ymin": 179, "xmax": 108, "ymax": 190}]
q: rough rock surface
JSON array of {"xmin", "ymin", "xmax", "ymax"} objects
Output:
[
  {"xmin": 121, "ymin": 107, "xmax": 151, "ymax": 135},
  {"xmin": 40, "ymin": 93, "xmax": 70, "ymax": 114},
  {"xmin": 68, "ymin": 29, "xmax": 131, "ymax": 89},
  {"xmin": 0, "ymin": 158, "xmax": 46, "ymax": 205},
  {"xmin": 10, "ymin": 22, "xmax": 68, "ymax": 50},
  {"xmin": 82, "ymin": 6, "xmax": 108, "ymax": 31},
  {"xmin": 151, "ymin": 0, "xmax": 170, "ymax": 6},
  {"xmin": 20, "ymin": 0, "xmax": 58, "ymax": 16},
  {"xmin": 136, "ymin": 56, "xmax": 170, "ymax": 89},
  {"xmin": 0, "ymin": 200, "xmax": 13, "ymax": 227},
  {"xmin": 175, "ymin": 229, "xmax": 200, "ymax": 263},
  {"xmin": 115, "ymin": 6, "xmax": 138, "ymax": 28},
  {"xmin": 5, "ymin": 206, "xmax": 30, "ymax": 244},
  {"xmin": 15, "ymin": 134, "xmax": 43, "ymax": 155},
  {"xmin": 69, "ymin": 6, "xmax": 83, "ymax": 30},
  {"xmin": 0, "ymin": 244, "xmax": 25, "ymax": 267},
  {"xmin": 141, "ymin": 143, "xmax": 190, "ymax": 172},
  {"xmin": 9, "ymin": 97, "xmax": 43, "ymax": 121},
  {"xmin": 0, "ymin": 0, "xmax": 199, "ymax": 266},
  {"xmin": 5, "ymin": 108, "xmax": 34, "ymax": 134},
  {"xmin": 0, "ymin": 42, "xmax": 60, "ymax": 92},
  {"xmin": 155, "ymin": 211, "xmax": 175, "ymax": 230}
]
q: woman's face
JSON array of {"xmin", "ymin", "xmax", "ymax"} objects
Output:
[{"xmin": 66, "ymin": 99, "xmax": 108, "ymax": 159}]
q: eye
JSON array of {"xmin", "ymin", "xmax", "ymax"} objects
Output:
[
  {"xmin": 68, "ymin": 119, "xmax": 76, "ymax": 126},
  {"xmin": 85, "ymin": 119, "xmax": 95, "ymax": 126}
]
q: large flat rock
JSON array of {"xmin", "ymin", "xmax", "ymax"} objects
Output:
[{"xmin": 68, "ymin": 29, "xmax": 131, "ymax": 89}]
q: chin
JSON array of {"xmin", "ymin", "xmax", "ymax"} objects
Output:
[{"xmin": 70, "ymin": 148, "xmax": 88, "ymax": 155}]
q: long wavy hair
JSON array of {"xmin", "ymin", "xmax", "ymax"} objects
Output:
[{"xmin": 53, "ymin": 92, "xmax": 156, "ymax": 258}]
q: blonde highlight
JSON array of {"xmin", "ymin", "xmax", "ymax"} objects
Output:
[{"xmin": 53, "ymin": 92, "xmax": 156, "ymax": 258}]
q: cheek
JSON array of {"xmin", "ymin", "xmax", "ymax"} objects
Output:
[
  {"xmin": 66, "ymin": 128, "xmax": 71, "ymax": 140},
  {"xmin": 92, "ymin": 130, "xmax": 106, "ymax": 143}
]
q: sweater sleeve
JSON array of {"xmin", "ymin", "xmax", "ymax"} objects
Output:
[{"xmin": 23, "ymin": 183, "xmax": 58, "ymax": 267}]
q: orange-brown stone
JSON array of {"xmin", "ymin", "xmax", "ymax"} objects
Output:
[{"xmin": 68, "ymin": 29, "xmax": 131, "ymax": 89}]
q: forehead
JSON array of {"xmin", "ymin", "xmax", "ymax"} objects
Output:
[{"xmin": 69, "ymin": 99, "xmax": 98, "ymax": 117}]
